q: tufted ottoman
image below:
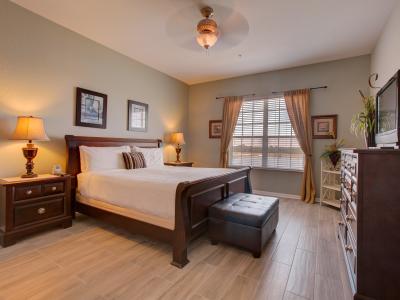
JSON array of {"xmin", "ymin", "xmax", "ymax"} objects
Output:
[{"xmin": 208, "ymin": 193, "xmax": 279, "ymax": 258}]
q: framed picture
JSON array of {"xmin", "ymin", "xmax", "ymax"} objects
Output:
[
  {"xmin": 75, "ymin": 87, "xmax": 107, "ymax": 129},
  {"xmin": 128, "ymin": 100, "xmax": 148, "ymax": 132},
  {"xmin": 209, "ymin": 120, "xmax": 222, "ymax": 138},
  {"xmin": 311, "ymin": 114, "xmax": 337, "ymax": 139}
]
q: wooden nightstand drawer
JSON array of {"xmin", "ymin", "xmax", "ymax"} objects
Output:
[
  {"xmin": 14, "ymin": 197, "xmax": 65, "ymax": 227},
  {"xmin": 43, "ymin": 182, "xmax": 64, "ymax": 195},
  {"xmin": 0, "ymin": 174, "xmax": 72, "ymax": 247},
  {"xmin": 15, "ymin": 184, "xmax": 42, "ymax": 201}
]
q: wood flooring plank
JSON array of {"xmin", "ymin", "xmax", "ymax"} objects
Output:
[
  {"xmin": 314, "ymin": 274, "xmax": 345, "ymax": 300},
  {"xmin": 253, "ymin": 261, "xmax": 291, "ymax": 300},
  {"xmin": 221, "ymin": 274, "xmax": 258, "ymax": 300},
  {"xmin": 283, "ymin": 291, "xmax": 309, "ymax": 300}
]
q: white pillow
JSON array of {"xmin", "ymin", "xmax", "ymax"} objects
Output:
[
  {"xmin": 79, "ymin": 145, "xmax": 130, "ymax": 172},
  {"xmin": 133, "ymin": 146, "xmax": 164, "ymax": 168}
]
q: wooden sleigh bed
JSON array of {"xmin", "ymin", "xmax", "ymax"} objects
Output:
[{"xmin": 65, "ymin": 135, "xmax": 252, "ymax": 268}]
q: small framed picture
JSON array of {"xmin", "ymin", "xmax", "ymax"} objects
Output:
[
  {"xmin": 128, "ymin": 100, "xmax": 148, "ymax": 132},
  {"xmin": 75, "ymin": 87, "xmax": 107, "ymax": 129},
  {"xmin": 311, "ymin": 114, "xmax": 337, "ymax": 139},
  {"xmin": 209, "ymin": 120, "xmax": 222, "ymax": 138}
]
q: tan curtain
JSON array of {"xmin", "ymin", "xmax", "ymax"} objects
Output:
[
  {"xmin": 284, "ymin": 89, "xmax": 316, "ymax": 203},
  {"xmin": 219, "ymin": 96, "xmax": 244, "ymax": 168}
]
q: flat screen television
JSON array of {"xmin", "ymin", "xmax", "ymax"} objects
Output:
[{"xmin": 375, "ymin": 70, "xmax": 400, "ymax": 146}]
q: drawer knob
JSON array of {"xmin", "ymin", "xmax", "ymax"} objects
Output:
[
  {"xmin": 37, "ymin": 207, "xmax": 46, "ymax": 215},
  {"xmin": 51, "ymin": 186, "xmax": 57, "ymax": 191},
  {"xmin": 26, "ymin": 190, "xmax": 33, "ymax": 195},
  {"xmin": 338, "ymin": 221, "xmax": 344, "ymax": 226},
  {"xmin": 346, "ymin": 215, "xmax": 354, "ymax": 222},
  {"xmin": 345, "ymin": 245, "xmax": 353, "ymax": 252}
]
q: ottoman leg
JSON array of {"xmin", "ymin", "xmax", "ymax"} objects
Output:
[
  {"xmin": 210, "ymin": 240, "xmax": 219, "ymax": 245},
  {"xmin": 253, "ymin": 251, "xmax": 261, "ymax": 258}
]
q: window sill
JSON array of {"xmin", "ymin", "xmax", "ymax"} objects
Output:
[{"xmin": 228, "ymin": 165, "xmax": 304, "ymax": 173}]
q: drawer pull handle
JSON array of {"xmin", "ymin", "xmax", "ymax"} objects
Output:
[
  {"xmin": 338, "ymin": 221, "xmax": 344, "ymax": 226},
  {"xmin": 37, "ymin": 208, "xmax": 46, "ymax": 215},
  {"xmin": 26, "ymin": 190, "xmax": 33, "ymax": 195},
  {"xmin": 346, "ymin": 215, "xmax": 354, "ymax": 222},
  {"xmin": 51, "ymin": 186, "xmax": 57, "ymax": 191},
  {"xmin": 345, "ymin": 245, "xmax": 353, "ymax": 252}
]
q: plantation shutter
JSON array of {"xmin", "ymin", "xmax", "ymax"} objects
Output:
[{"xmin": 231, "ymin": 97, "xmax": 304, "ymax": 171}]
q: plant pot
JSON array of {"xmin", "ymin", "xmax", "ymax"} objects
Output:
[
  {"xmin": 328, "ymin": 152, "xmax": 341, "ymax": 168},
  {"xmin": 364, "ymin": 132, "xmax": 375, "ymax": 148}
]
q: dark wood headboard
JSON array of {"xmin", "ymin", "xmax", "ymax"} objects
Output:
[{"xmin": 65, "ymin": 135, "xmax": 162, "ymax": 179}]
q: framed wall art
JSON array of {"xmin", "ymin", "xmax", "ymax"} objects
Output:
[
  {"xmin": 209, "ymin": 120, "xmax": 222, "ymax": 138},
  {"xmin": 75, "ymin": 87, "xmax": 107, "ymax": 129},
  {"xmin": 311, "ymin": 114, "xmax": 337, "ymax": 139},
  {"xmin": 128, "ymin": 100, "xmax": 148, "ymax": 132}
]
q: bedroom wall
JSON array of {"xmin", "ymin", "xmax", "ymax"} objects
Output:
[
  {"xmin": 0, "ymin": 0, "xmax": 189, "ymax": 178},
  {"xmin": 187, "ymin": 56, "xmax": 369, "ymax": 196},
  {"xmin": 370, "ymin": 0, "xmax": 400, "ymax": 94}
]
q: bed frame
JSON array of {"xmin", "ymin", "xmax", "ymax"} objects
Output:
[{"xmin": 65, "ymin": 135, "xmax": 251, "ymax": 268}]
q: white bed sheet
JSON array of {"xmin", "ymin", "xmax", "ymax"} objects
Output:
[{"xmin": 77, "ymin": 166, "xmax": 236, "ymax": 229}]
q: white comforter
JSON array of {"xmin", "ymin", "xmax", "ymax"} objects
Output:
[{"xmin": 77, "ymin": 166, "xmax": 235, "ymax": 228}]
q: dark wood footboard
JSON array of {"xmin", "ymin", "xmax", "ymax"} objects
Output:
[
  {"xmin": 172, "ymin": 167, "xmax": 251, "ymax": 267},
  {"xmin": 65, "ymin": 135, "xmax": 252, "ymax": 268}
]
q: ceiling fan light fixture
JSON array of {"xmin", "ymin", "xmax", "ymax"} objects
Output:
[
  {"xmin": 196, "ymin": 31, "xmax": 218, "ymax": 50},
  {"xmin": 196, "ymin": 6, "xmax": 219, "ymax": 50}
]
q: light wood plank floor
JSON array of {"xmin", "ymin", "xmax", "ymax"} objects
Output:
[{"xmin": 0, "ymin": 198, "xmax": 353, "ymax": 300}]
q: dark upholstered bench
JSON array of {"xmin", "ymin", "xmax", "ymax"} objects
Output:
[{"xmin": 208, "ymin": 193, "xmax": 279, "ymax": 258}]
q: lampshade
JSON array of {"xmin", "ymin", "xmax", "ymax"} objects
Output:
[
  {"xmin": 196, "ymin": 32, "xmax": 218, "ymax": 50},
  {"xmin": 171, "ymin": 132, "xmax": 185, "ymax": 145},
  {"xmin": 11, "ymin": 116, "xmax": 49, "ymax": 141}
]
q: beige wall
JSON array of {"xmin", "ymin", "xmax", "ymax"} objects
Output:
[
  {"xmin": 370, "ymin": 1, "xmax": 400, "ymax": 93},
  {"xmin": 0, "ymin": 0, "xmax": 188, "ymax": 178},
  {"xmin": 187, "ymin": 56, "xmax": 369, "ymax": 196}
]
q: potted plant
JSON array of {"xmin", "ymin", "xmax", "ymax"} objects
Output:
[
  {"xmin": 351, "ymin": 90, "xmax": 376, "ymax": 148},
  {"xmin": 321, "ymin": 137, "xmax": 344, "ymax": 169}
]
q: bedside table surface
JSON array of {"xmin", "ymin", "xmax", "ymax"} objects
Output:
[
  {"xmin": 0, "ymin": 174, "xmax": 68, "ymax": 184},
  {"xmin": 165, "ymin": 161, "xmax": 194, "ymax": 166}
]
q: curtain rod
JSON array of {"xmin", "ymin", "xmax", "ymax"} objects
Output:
[
  {"xmin": 215, "ymin": 86, "xmax": 327, "ymax": 99},
  {"xmin": 215, "ymin": 93, "xmax": 256, "ymax": 100},
  {"xmin": 272, "ymin": 85, "xmax": 328, "ymax": 94}
]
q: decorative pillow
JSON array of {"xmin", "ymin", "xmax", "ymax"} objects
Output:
[
  {"xmin": 79, "ymin": 145, "xmax": 130, "ymax": 172},
  {"xmin": 122, "ymin": 152, "xmax": 146, "ymax": 169},
  {"xmin": 133, "ymin": 146, "xmax": 164, "ymax": 168}
]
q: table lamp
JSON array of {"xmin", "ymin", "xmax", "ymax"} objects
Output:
[
  {"xmin": 10, "ymin": 116, "xmax": 49, "ymax": 178},
  {"xmin": 170, "ymin": 132, "xmax": 185, "ymax": 163}
]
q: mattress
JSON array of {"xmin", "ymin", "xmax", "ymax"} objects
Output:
[{"xmin": 77, "ymin": 166, "xmax": 236, "ymax": 229}]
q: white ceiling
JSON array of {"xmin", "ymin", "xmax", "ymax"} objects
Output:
[{"xmin": 12, "ymin": 0, "xmax": 397, "ymax": 85}]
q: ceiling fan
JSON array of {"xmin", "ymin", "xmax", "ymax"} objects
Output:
[{"xmin": 165, "ymin": 4, "xmax": 249, "ymax": 53}]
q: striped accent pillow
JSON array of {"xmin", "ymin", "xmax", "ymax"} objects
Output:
[{"xmin": 122, "ymin": 152, "xmax": 146, "ymax": 169}]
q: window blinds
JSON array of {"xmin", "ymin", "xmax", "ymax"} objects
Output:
[{"xmin": 231, "ymin": 97, "xmax": 304, "ymax": 171}]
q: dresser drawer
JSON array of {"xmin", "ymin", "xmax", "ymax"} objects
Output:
[
  {"xmin": 14, "ymin": 198, "xmax": 65, "ymax": 227},
  {"xmin": 43, "ymin": 182, "xmax": 64, "ymax": 195},
  {"xmin": 15, "ymin": 185, "xmax": 42, "ymax": 200}
]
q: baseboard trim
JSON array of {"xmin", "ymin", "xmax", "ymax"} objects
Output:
[
  {"xmin": 253, "ymin": 190, "xmax": 320, "ymax": 202},
  {"xmin": 253, "ymin": 190, "xmax": 300, "ymax": 200}
]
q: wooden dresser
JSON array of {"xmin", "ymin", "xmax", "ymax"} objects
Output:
[
  {"xmin": 0, "ymin": 174, "xmax": 72, "ymax": 246},
  {"xmin": 339, "ymin": 149, "xmax": 400, "ymax": 300}
]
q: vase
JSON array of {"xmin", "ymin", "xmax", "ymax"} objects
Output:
[
  {"xmin": 364, "ymin": 132, "xmax": 375, "ymax": 148},
  {"xmin": 328, "ymin": 152, "xmax": 341, "ymax": 168}
]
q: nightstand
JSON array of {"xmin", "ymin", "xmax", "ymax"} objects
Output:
[
  {"xmin": 0, "ymin": 174, "xmax": 72, "ymax": 247},
  {"xmin": 164, "ymin": 161, "xmax": 194, "ymax": 167}
]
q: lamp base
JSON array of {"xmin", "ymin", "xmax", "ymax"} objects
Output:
[
  {"xmin": 21, "ymin": 143, "xmax": 38, "ymax": 178},
  {"xmin": 21, "ymin": 173, "xmax": 38, "ymax": 178},
  {"xmin": 175, "ymin": 146, "xmax": 182, "ymax": 163}
]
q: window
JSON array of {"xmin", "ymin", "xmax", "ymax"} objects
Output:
[{"xmin": 230, "ymin": 97, "xmax": 304, "ymax": 171}]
